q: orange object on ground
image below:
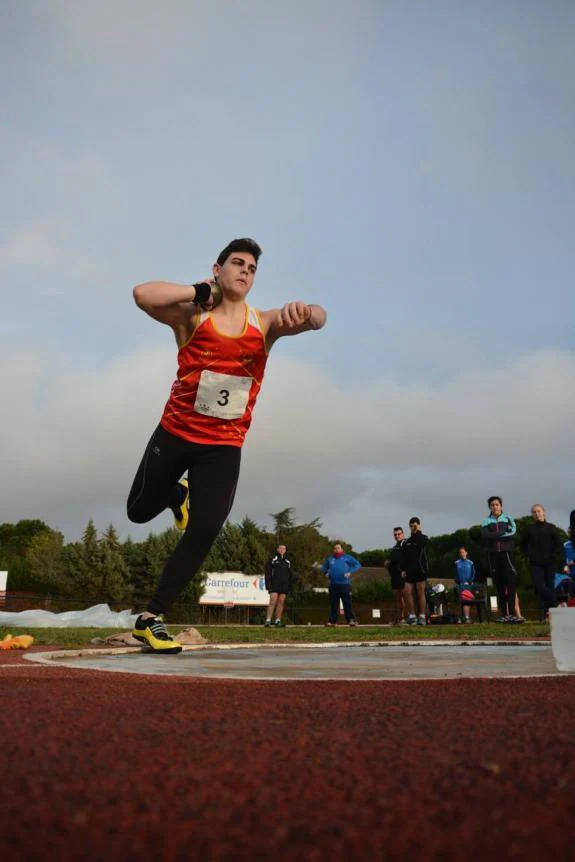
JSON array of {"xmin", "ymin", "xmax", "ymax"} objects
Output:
[{"xmin": 0, "ymin": 634, "xmax": 34, "ymax": 650}]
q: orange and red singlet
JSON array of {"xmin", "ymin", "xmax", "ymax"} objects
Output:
[{"xmin": 160, "ymin": 306, "xmax": 268, "ymax": 447}]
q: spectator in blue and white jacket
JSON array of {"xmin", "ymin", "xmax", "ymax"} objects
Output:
[
  {"xmin": 454, "ymin": 547, "xmax": 476, "ymax": 623},
  {"xmin": 481, "ymin": 496, "xmax": 521, "ymax": 623},
  {"xmin": 322, "ymin": 543, "xmax": 361, "ymax": 626}
]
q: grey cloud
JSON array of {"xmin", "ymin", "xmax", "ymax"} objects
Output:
[{"xmin": 2, "ymin": 343, "xmax": 573, "ymax": 548}]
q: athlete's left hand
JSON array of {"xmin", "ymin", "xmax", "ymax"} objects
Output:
[{"xmin": 277, "ymin": 302, "xmax": 311, "ymax": 329}]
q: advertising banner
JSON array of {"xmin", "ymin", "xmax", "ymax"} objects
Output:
[{"xmin": 199, "ymin": 572, "xmax": 269, "ymax": 606}]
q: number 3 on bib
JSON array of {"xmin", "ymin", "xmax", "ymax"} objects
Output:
[{"xmin": 194, "ymin": 370, "xmax": 252, "ymax": 420}]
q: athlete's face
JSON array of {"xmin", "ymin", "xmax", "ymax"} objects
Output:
[
  {"xmin": 334, "ymin": 543, "xmax": 343, "ymax": 554},
  {"xmin": 489, "ymin": 500, "xmax": 502, "ymax": 517},
  {"xmin": 531, "ymin": 505, "xmax": 545, "ymax": 522},
  {"xmin": 393, "ymin": 529, "xmax": 404, "ymax": 542},
  {"xmin": 277, "ymin": 544, "xmax": 287, "ymax": 556},
  {"xmin": 213, "ymin": 253, "xmax": 257, "ymax": 299},
  {"xmin": 459, "ymin": 548, "xmax": 468, "ymax": 560}
]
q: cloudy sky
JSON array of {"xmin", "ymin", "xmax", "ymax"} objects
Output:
[{"xmin": 2, "ymin": 0, "xmax": 574, "ymax": 550}]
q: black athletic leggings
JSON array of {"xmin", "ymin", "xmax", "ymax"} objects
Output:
[
  {"xmin": 127, "ymin": 424, "xmax": 241, "ymax": 616},
  {"xmin": 530, "ymin": 562, "xmax": 558, "ymax": 614},
  {"xmin": 487, "ymin": 551, "xmax": 517, "ymax": 617}
]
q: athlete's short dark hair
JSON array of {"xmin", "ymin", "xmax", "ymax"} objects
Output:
[
  {"xmin": 393, "ymin": 526, "xmax": 403, "ymax": 532},
  {"xmin": 217, "ymin": 238, "xmax": 262, "ymax": 266},
  {"xmin": 487, "ymin": 496, "xmax": 502, "ymax": 508}
]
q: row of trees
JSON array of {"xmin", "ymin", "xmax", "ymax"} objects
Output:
[
  {"xmin": 0, "ymin": 509, "xmax": 339, "ymax": 606},
  {"xmin": 1, "ymin": 511, "xmax": 568, "ymax": 608}
]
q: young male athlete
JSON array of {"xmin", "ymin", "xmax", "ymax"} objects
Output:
[
  {"xmin": 264, "ymin": 544, "xmax": 293, "ymax": 627},
  {"xmin": 127, "ymin": 238, "xmax": 327, "ymax": 653}
]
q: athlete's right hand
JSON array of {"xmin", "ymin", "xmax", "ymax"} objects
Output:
[{"xmin": 194, "ymin": 279, "xmax": 222, "ymax": 309}]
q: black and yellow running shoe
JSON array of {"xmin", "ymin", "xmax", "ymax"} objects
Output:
[
  {"xmin": 171, "ymin": 478, "xmax": 189, "ymax": 532},
  {"xmin": 132, "ymin": 615, "xmax": 182, "ymax": 654}
]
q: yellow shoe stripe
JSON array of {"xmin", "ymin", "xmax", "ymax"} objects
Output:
[{"xmin": 132, "ymin": 628, "xmax": 182, "ymax": 652}]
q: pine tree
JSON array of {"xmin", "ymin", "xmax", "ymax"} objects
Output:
[
  {"xmin": 207, "ymin": 522, "xmax": 247, "ymax": 571},
  {"xmin": 269, "ymin": 508, "xmax": 296, "ymax": 544},
  {"xmin": 240, "ymin": 517, "xmax": 268, "ymax": 574},
  {"xmin": 100, "ymin": 524, "xmax": 132, "ymax": 603},
  {"xmin": 72, "ymin": 520, "xmax": 103, "ymax": 598},
  {"xmin": 25, "ymin": 529, "xmax": 66, "ymax": 592}
]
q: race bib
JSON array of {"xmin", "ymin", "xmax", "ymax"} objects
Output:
[{"xmin": 194, "ymin": 370, "xmax": 252, "ymax": 420}]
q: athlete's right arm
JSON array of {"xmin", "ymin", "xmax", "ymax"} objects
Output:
[{"xmin": 133, "ymin": 280, "xmax": 211, "ymax": 342}]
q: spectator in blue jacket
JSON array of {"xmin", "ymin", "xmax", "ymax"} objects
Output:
[
  {"xmin": 454, "ymin": 547, "xmax": 476, "ymax": 623},
  {"xmin": 563, "ymin": 529, "xmax": 575, "ymax": 599},
  {"xmin": 322, "ymin": 542, "xmax": 361, "ymax": 626},
  {"xmin": 481, "ymin": 496, "xmax": 521, "ymax": 623}
]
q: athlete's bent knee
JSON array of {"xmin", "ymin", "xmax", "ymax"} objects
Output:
[{"xmin": 126, "ymin": 502, "xmax": 153, "ymax": 524}]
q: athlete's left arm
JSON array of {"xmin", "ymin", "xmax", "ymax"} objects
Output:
[{"xmin": 262, "ymin": 302, "xmax": 327, "ymax": 349}]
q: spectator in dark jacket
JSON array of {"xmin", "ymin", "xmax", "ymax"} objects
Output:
[
  {"xmin": 401, "ymin": 517, "xmax": 429, "ymax": 626},
  {"xmin": 384, "ymin": 527, "xmax": 406, "ymax": 624},
  {"xmin": 481, "ymin": 496, "xmax": 521, "ymax": 623},
  {"xmin": 264, "ymin": 545, "xmax": 293, "ymax": 627},
  {"xmin": 520, "ymin": 504, "xmax": 563, "ymax": 620}
]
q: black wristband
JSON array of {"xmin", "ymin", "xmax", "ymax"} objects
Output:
[{"xmin": 192, "ymin": 282, "xmax": 212, "ymax": 304}]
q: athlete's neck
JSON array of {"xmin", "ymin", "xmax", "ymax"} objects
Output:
[{"xmin": 210, "ymin": 299, "xmax": 248, "ymax": 337}]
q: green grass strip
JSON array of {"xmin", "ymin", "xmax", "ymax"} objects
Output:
[{"xmin": 1, "ymin": 622, "xmax": 550, "ymax": 650}]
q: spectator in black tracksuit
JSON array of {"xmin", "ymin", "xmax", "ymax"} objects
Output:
[
  {"xmin": 401, "ymin": 517, "xmax": 429, "ymax": 625},
  {"xmin": 264, "ymin": 544, "xmax": 293, "ymax": 627},
  {"xmin": 519, "ymin": 504, "xmax": 563, "ymax": 620}
]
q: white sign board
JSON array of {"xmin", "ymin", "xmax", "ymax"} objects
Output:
[
  {"xmin": 0, "ymin": 572, "xmax": 7, "ymax": 592},
  {"xmin": 200, "ymin": 572, "xmax": 269, "ymax": 606}
]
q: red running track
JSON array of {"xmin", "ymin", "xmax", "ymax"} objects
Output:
[{"xmin": 1, "ymin": 647, "xmax": 574, "ymax": 862}]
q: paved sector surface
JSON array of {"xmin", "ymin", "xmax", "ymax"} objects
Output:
[{"xmin": 30, "ymin": 642, "xmax": 561, "ymax": 679}]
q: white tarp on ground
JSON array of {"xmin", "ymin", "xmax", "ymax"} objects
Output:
[{"xmin": 0, "ymin": 603, "xmax": 138, "ymax": 628}]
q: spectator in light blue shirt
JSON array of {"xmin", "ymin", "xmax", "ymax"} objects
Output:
[{"xmin": 454, "ymin": 547, "xmax": 476, "ymax": 623}]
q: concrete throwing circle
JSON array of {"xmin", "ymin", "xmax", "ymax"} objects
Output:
[{"xmin": 26, "ymin": 642, "xmax": 563, "ymax": 680}]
